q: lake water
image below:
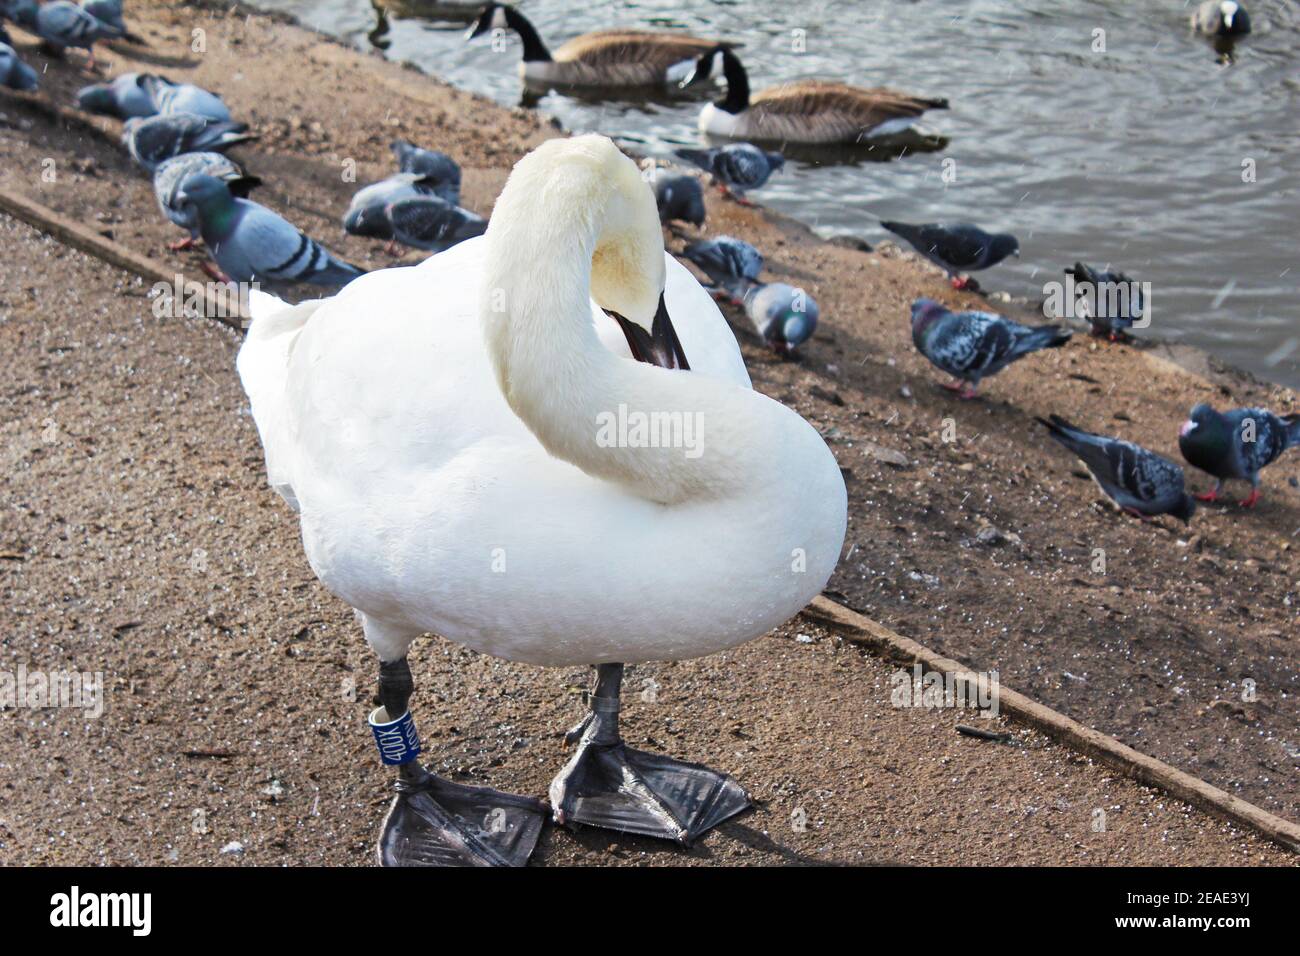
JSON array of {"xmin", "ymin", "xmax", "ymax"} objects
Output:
[{"xmin": 251, "ymin": 0, "xmax": 1300, "ymax": 389}]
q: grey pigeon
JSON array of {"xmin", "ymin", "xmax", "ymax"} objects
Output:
[
  {"xmin": 28, "ymin": 1, "xmax": 123, "ymax": 68},
  {"xmin": 140, "ymin": 74, "xmax": 230, "ymax": 121},
  {"xmin": 1064, "ymin": 261, "xmax": 1144, "ymax": 340},
  {"xmin": 122, "ymin": 111, "xmax": 256, "ymax": 172},
  {"xmin": 1178, "ymin": 404, "xmax": 1300, "ymax": 507},
  {"xmin": 81, "ymin": 0, "xmax": 141, "ymax": 43},
  {"xmin": 653, "ymin": 173, "xmax": 705, "ymax": 227},
  {"xmin": 1039, "ymin": 414, "xmax": 1196, "ymax": 524},
  {"xmin": 1192, "ymin": 1, "xmax": 1250, "ymax": 36},
  {"xmin": 343, "ymin": 173, "xmax": 450, "ymax": 242},
  {"xmin": 674, "ymin": 143, "xmax": 784, "ymax": 201},
  {"xmin": 3, "ymin": 0, "xmax": 37, "ymax": 28},
  {"xmin": 382, "ymin": 195, "xmax": 487, "ymax": 253},
  {"xmin": 175, "ymin": 173, "xmax": 364, "ymax": 287},
  {"xmin": 154, "ymin": 151, "xmax": 260, "ymax": 248},
  {"xmin": 681, "ymin": 235, "xmax": 762, "ymax": 305},
  {"xmin": 883, "ymin": 221, "xmax": 1019, "ymax": 290},
  {"xmin": 910, "ymin": 298, "xmax": 1070, "ymax": 398},
  {"xmin": 76, "ymin": 72, "xmax": 155, "ymax": 117},
  {"xmin": 390, "ymin": 140, "xmax": 460, "ymax": 204},
  {"xmin": 742, "ymin": 282, "xmax": 818, "ymax": 355},
  {"xmin": 0, "ymin": 40, "xmax": 37, "ymax": 91}
]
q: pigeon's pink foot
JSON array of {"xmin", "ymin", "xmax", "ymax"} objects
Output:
[
  {"xmin": 1238, "ymin": 489, "xmax": 1260, "ymax": 508},
  {"xmin": 169, "ymin": 237, "xmax": 197, "ymax": 252},
  {"xmin": 200, "ymin": 261, "xmax": 234, "ymax": 284},
  {"xmin": 940, "ymin": 380, "xmax": 966, "ymax": 392},
  {"xmin": 1194, "ymin": 489, "xmax": 1220, "ymax": 503},
  {"xmin": 384, "ymin": 239, "xmax": 400, "ymax": 256},
  {"xmin": 1122, "ymin": 507, "xmax": 1153, "ymax": 523},
  {"xmin": 950, "ymin": 276, "xmax": 971, "ymax": 290}
]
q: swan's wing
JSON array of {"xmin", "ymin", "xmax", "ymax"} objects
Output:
[
  {"xmin": 236, "ymin": 290, "xmax": 329, "ymax": 510},
  {"xmin": 662, "ymin": 253, "xmax": 750, "ymax": 388}
]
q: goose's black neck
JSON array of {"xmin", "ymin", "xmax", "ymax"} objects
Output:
[
  {"xmin": 715, "ymin": 48, "xmax": 750, "ymax": 114},
  {"xmin": 506, "ymin": 6, "xmax": 552, "ymax": 63}
]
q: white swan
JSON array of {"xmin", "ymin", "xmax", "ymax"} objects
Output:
[{"xmin": 237, "ymin": 134, "xmax": 847, "ymax": 866}]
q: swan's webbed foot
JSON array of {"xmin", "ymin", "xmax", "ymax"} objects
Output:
[
  {"xmin": 549, "ymin": 664, "xmax": 751, "ymax": 846},
  {"xmin": 372, "ymin": 656, "xmax": 546, "ymax": 867},
  {"xmin": 379, "ymin": 764, "xmax": 548, "ymax": 867}
]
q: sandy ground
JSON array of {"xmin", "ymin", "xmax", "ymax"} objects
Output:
[{"xmin": 0, "ymin": 1, "xmax": 1296, "ymax": 865}]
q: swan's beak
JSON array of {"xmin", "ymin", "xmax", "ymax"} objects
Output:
[{"xmin": 605, "ymin": 293, "xmax": 691, "ymax": 371}]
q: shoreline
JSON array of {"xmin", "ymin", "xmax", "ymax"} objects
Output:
[{"xmin": 1, "ymin": 0, "xmax": 1297, "ymax": 863}]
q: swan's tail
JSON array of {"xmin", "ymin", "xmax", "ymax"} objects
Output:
[{"xmin": 236, "ymin": 290, "xmax": 326, "ymax": 511}]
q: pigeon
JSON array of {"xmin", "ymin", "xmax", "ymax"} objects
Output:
[
  {"xmin": 390, "ymin": 139, "xmax": 460, "ymax": 204},
  {"xmin": 1178, "ymin": 404, "xmax": 1300, "ymax": 507},
  {"xmin": 381, "ymin": 195, "xmax": 487, "ymax": 253},
  {"xmin": 343, "ymin": 173, "xmax": 450, "ymax": 244},
  {"xmin": 81, "ymin": 0, "xmax": 141, "ymax": 43},
  {"xmin": 653, "ymin": 173, "xmax": 705, "ymax": 227},
  {"xmin": 122, "ymin": 112, "xmax": 256, "ymax": 172},
  {"xmin": 681, "ymin": 235, "xmax": 762, "ymax": 304},
  {"xmin": 1039, "ymin": 415, "xmax": 1196, "ymax": 524},
  {"xmin": 76, "ymin": 72, "xmax": 155, "ymax": 117},
  {"xmin": 674, "ymin": 143, "xmax": 784, "ymax": 202},
  {"xmin": 0, "ymin": 40, "xmax": 38, "ymax": 91},
  {"xmin": 22, "ymin": 0, "xmax": 123, "ymax": 69},
  {"xmin": 154, "ymin": 151, "xmax": 261, "ymax": 250},
  {"xmin": 174, "ymin": 173, "xmax": 365, "ymax": 287},
  {"xmin": 1192, "ymin": 0, "xmax": 1251, "ymax": 36},
  {"xmin": 882, "ymin": 221, "xmax": 1020, "ymax": 290},
  {"xmin": 2, "ymin": 0, "xmax": 36, "ymax": 27},
  {"xmin": 742, "ymin": 282, "xmax": 818, "ymax": 355},
  {"xmin": 910, "ymin": 298, "xmax": 1070, "ymax": 399},
  {"xmin": 1063, "ymin": 261, "xmax": 1145, "ymax": 341},
  {"xmin": 140, "ymin": 74, "xmax": 231, "ymax": 121}
]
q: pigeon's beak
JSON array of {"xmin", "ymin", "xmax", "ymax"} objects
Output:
[
  {"xmin": 678, "ymin": 67, "xmax": 700, "ymax": 90},
  {"xmin": 1013, "ymin": 248, "xmax": 1021, "ymax": 259},
  {"xmin": 1179, "ymin": 420, "xmax": 1197, "ymax": 437}
]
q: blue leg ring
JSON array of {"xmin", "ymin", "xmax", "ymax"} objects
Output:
[{"xmin": 369, "ymin": 707, "xmax": 422, "ymax": 766}]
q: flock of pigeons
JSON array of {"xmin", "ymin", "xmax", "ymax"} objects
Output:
[{"xmin": 1, "ymin": 0, "xmax": 1293, "ymax": 524}]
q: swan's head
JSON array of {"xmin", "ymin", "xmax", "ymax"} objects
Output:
[{"xmin": 499, "ymin": 134, "xmax": 666, "ymax": 329}]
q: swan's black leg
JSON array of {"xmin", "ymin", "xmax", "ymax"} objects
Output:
[
  {"xmin": 549, "ymin": 663, "xmax": 751, "ymax": 846},
  {"xmin": 372, "ymin": 657, "xmax": 547, "ymax": 867}
]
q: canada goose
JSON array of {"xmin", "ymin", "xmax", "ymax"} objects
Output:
[
  {"xmin": 684, "ymin": 45, "xmax": 947, "ymax": 146},
  {"xmin": 467, "ymin": 2, "xmax": 728, "ymax": 88},
  {"xmin": 236, "ymin": 134, "xmax": 847, "ymax": 864}
]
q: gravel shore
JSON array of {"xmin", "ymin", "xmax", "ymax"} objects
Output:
[{"xmin": 0, "ymin": 0, "xmax": 1296, "ymax": 864}]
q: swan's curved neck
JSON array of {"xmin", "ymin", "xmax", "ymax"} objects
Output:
[{"xmin": 481, "ymin": 168, "xmax": 745, "ymax": 505}]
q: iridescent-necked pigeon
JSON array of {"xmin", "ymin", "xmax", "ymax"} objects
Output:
[{"xmin": 1179, "ymin": 404, "xmax": 1300, "ymax": 507}]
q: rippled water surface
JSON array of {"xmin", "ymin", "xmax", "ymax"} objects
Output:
[{"xmin": 252, "ymin": 0, "xmax": 1300, "ymax": 387}]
